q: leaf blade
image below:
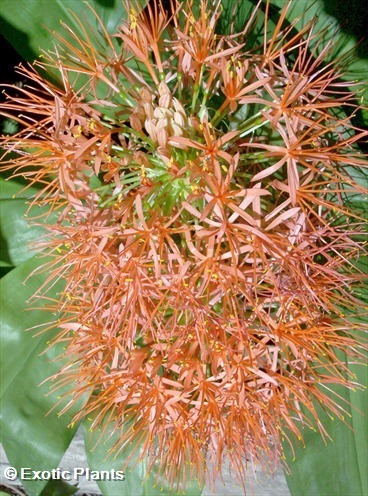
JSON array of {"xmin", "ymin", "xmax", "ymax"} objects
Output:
[{"xmin": 0, "ymin": 256, "xmax": 83, "ymax": 496}]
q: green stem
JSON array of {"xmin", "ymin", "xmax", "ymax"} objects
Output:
[
  {"xmin": 210, "ymin": 100, "xmax": 230, "ymax": 128},
  {"xmin": 237, "ymin": 110, "xmax": 268, "ymax": 138},
  {"xmin": 198, "ymin": 86, "xmax": 211, "ymax": 121},
  {"xmin": 191, "ymin": 65, "xmax": 205, "ymax": 114}
]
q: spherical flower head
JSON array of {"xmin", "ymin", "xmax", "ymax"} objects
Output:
[{"xmin": 1, "ymin": 0, "xmax": 367, "ymax": 491}]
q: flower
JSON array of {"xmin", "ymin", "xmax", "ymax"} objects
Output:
[{"xmin": 1, "ymin": 0, "xmax": 367, "ymax": 491}]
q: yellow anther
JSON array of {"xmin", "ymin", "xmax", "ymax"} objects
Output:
[
  {"xmin": 88, "ymin": 119, "xmax": 97, "ymax": 131},
  {"xmin": 130, "ymin": 8, "xmax": 137, "ymax": 29},
  {"xmin": 73, "ymin": 125, "xmax": 83, "ymax": 138}
]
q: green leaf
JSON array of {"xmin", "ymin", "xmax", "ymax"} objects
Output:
[
  {"xmin": 0, "ymin": 0, "xmax": 107, "ymax": 62},
  {"xmin": 0, "ymin": 178, "xmax": 50, "ymax": 267},
  {"xmin": 0, "ymin": 0, "xmax": 150, "ymax": 108},
  {"xmin": 283, "ymin": 352, "xmax": 368, "ymax": 496},
  {"xmin": 39, "ymin": 478, "xmax": 78, "ymax": 496},
  {"xmin": 219, "ymin": 0, "xmax": 262, "ymax": 36},
  {"xmin": 91, "ymin": 0, "xmax": 130, "ymax": 35},
  {"xmin": 0, "ymin": 256, "xmax": 84, "ymax": 496},
  {"xmin": 83, "ymin": 415, "xmax": 203, "ymax": 496},
  {"xmin": 0, "ymin": 0, "xmax": 148, "ymax": 63}
]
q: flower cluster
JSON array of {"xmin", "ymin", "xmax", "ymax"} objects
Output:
[{"xmin": 1, "ymin": 0, "xmax": 367, "ymax": 490}]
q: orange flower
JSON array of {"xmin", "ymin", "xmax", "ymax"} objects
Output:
[{"xmin": 1, "ymin": 0, "xmax": 367, "ymax": 492}]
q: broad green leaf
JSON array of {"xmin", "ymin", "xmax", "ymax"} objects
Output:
[
  {"xmin": 0, "ymin": 0, "xmax": 150, "ymax": 112},
  {"xmin": 0, "ymin": 256, "xmax": 84, "ymax": 496},
  {"xmin": 83, "ymin": 415, "xmax": 203, "ymax": 496},
  {"xmin": 283, "ymin": 352, "xmax": 368, "ymax": 496},
  {"xmin": 348, "ymin": 354, "xmax": 368, "ymax": 496},
  {"xmin": 0, "ymin": 177, "xmax": 42, "ymax": 201},
  {"xmin": 0, "ymin": 0, "xmax": 148, "ymax": 63},
  {"xmin": 0, "ymin": 0, "xmax": 112, "ymax": 62},
  {"xmin": 92, "ymin": 0, "xmax": 130, "ymax": 35},
  {"xmin": 0, "ymin": 178, "xmax": 49, "ymax": 267},
  {"xmin": 219, "ymin": 0, "xmax": 263, "ymax": 37},
  {"xmin": 39, "ymin": 478, "xmax": 78, "ymax": 495}
]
